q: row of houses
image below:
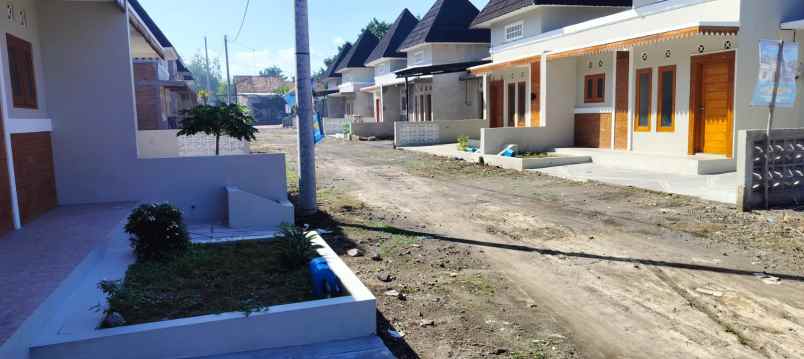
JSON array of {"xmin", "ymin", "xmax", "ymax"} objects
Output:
[
  {"xmin": 0, "ymin": 0, "xmax": 289, "ymax": 236},
  {"xmin": 317, "ymin": 0, "xmax": 804, "ymax": 178}
]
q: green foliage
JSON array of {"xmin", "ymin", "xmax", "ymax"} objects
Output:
[
  {"xmin": 457, "ymin": 135, "xmax": 470, "ymax": 151},
  {"xmin": 259, "ymin": 65, "xmax": 287, "ymax": 80},
  {"xmin": 186, "ymin": 53, "xmax": 223, "ymax": 98},
  {"xmin": 275, "ymin": 85, "xmax": 292, "ymax": 95},
  {"xmin": 361, "ymin": 18, "xmax": 391, "ymax": 39},
  {"xmin": 124, "ymin": 203, "xmax": 190, "ymax": 263},
  {"xmin": 342, "ymin": 122, "xmax": 352, "ymax": 135},
  {"xmin": 178, "ymin": 104, "xmax": 259, "ymax": 155},
  {"xmin": 277, "ymin": 224, "xmax": 320, "ymax": 269},
  {"xmin": 98, "ymin": 240, "xmax": 321, "ymax": 327}
]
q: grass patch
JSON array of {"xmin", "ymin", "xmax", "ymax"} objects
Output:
[
  {"xmin": 515, "ymin": 152, "xmax": 556, "ymax": 159},
  {"xmin": 103, "ymin": 240, "xmax": 324, "ymax": 326}
]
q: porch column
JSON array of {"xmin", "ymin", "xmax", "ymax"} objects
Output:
[
  {"xmin": 482, "ymin": 74, "xmax": 489, "ymax": 123},
  {"xmin": 609, "ymin": 51, "xmax": 618, "ymax": 149},
  {"xmin": 626, "ymin": 50, "xmax": 635, "ymax": 151}
]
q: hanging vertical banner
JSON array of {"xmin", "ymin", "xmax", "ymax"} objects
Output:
[
  {"xmin": 313, "ymin": 112, "xmax": 325, "ymax": 144},
  {"xmin": 751, "ymin": 40, "xmax": 799, "ymax": 108}
]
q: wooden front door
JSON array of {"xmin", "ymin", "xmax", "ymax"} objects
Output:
[
  {"xmin": 489, "ymin": 80, "xmax": 503, "ymax": 128},
  {"xmin": 530, "ymin": 62, "xmax": 540, "ymax": 126},
  {"xmin": 614, "ymin": 51, "xmax": 629, "ymax": 150},
  {"xmin": 691, "ymin": 51, "xmax": 735, "ymax": 157},
  {"xmin": 375, "ymin": 98, "xmax": 381, "ymax": 122}
]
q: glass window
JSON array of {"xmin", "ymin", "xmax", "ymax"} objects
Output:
[
  {"xmin": 584, "ymin": 74, "xmax": 605, "ymax": 103},
  {"xmin": 635, "ymin": 68, "xmax": 652, "ymax": 131},
  {"xmin": 505, "ymin": 22, "xmax": 524, "ymax": 42},
  {"xmin": 6, "ymin": 34, "xmax": 37, "ymax": 109},
  {"xmin": 658, "ymin": 65, "xmax": 676, "ymax": 131}
]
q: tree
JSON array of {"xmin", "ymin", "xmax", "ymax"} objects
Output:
[
  {"xmin": 178, "ymin": 104, "xmax": 258, "ymax": 156},
  {"xmin": 362, "ymin": 18, "xmax": 390, "ymax": 39},
  {"xmin": 259, "ymin": 66, "xmax": 287, "ymax": 80},
  {"xmin": 186, "ymin": 52, "xmax": 224, "ymax": 102}
]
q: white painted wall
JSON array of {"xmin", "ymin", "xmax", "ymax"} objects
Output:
[
  {"xmin": 373, "ymin": 58, "xmax": 406, "ymax": 78},
  {"xmin": 430, "ymin": 43, "xmax": 489, "ymax": 65},
  {"xmin": 432, "ymin": 72, "xmax": 483, "ymax": 122},
  {"xmin": 486, "ymin": 65, "xmax": 530, "ymax": 127},
  {"xmin": 575, "ymin": 53, "xmax": 614, "ymax": 110},
  {"xmin": 543, "ymin": 57, "xmax": 577, "ymax": 141},
  {"xmin": 341, "ymin": 67, "xmax": 374, "ymax": 84}
]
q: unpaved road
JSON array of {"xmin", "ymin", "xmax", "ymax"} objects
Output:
[{"xmin": 254, "ymin": 128, "xmax": 804, "ymax": 359}]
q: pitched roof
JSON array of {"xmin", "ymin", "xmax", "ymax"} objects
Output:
[
  {"xmin": 336, "ymin": 31, "xmax": 380, "ymax": 71},
  {"xmin": 472, "ymin": 0, "xmax": 633, "ymax": 27},
  {"xmin": 365, "ymin": 9, "xmax": 420, "ymax": 65},
  {"xmin": 399, "ymin": 0, "xmax": 490, "ymax": 51},
  {"xmin": 128, "ymin": 0, "xmax": 173, "ymax": 48},
  {"xmin": 234, "ymin": 76, "xmax": 289, "ymax": 94},
  {"xmin": 323, "ymin": 43, "xmax": 353, "ymax": 78}
]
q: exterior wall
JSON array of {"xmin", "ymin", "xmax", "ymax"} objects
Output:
[
  {"xmin": 406, "ymin": 44, "xmax": 433, "ymax": 67},
  {"xmin": 379, "ymin": 85, "xmax": 402, "ymax": 122},
  {"xmin": 630, "ymin": 35, "xmax": 737, "ymax": 155},
  {"xmin": 735, "ymin": 0, "xmax": 804, "ymax": 151},
  {"xmin": 487, "ymin": 65, "xmax": 530, "ymax": 127},
  {"xmin": 394, "ymin": 119, "xmax": 487, "ymax": 146},
  {"xmin": 373, "ymin": 58, "xmax": 406, "ymax": 78},
  {"xmin": 325, "ymin": 95, "xmax": 345, "ymax": 118},
  {"xmin": 542, "ymin": 57, "xmax": 577, "ymax": 142},
  {"xmin": 575, "ymin": 53, "xmax": 614, "ymax": 110},
  {"xmin": 430, "ymin": 74, "xmax": 483, "ymax": 122},
  {"xmin": 340, "ymin": 67, "xmax": 373, "ymax": 84},
  {"xmin": 38, "ymin": 0, "xmax": 290, "ymax": 223},
  {"xmin": 343, "ymin": 92, "xmax": 373, "ymax": 121},
  {"xmin": 490, "ymin": 6, "xmax": 626, "ymax": 49},
  {"xmin": 430, "ymin": 43, "xmax": 489, "ymax": 65}
]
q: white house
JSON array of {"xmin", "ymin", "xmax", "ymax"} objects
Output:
[
  {"xmin": 471, "ymin": 0, "xmax": 804, "ymax": 175},
  {"xmin": 335, "ymin": 30, "xmax": 379, "ymax": 122},
  {"xmin": 317, "ymin": 43, "xmax": 352, "ymax": 120},
  {"xmin": 362, "ymin": 9, "xmax": 419, "ymax": 123}
]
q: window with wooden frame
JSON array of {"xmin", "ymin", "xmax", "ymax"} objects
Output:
[
  {"xmin": 584, "ymin": 73, "xmax": 605, "ymax": 103},
  {"xmin": 657, "ymin": 65, "xmax": 676, "ymax": 132},
  {"xmin": 6, "ymin": 34, "xmax": 37, "ymax": 109},
  {"xmin": 634, "ymin": 68, "xmax": 652, "ymax": 132}
]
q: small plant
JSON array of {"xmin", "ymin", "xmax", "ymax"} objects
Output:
[
  {"xmin": 178, "ymin": 104, "xmax": 258, "ymax": 155},
  {"xmin": 125, "ymin": 203, "xmax": 190, "ymax": 262},
  {"xmin": 277, "ymin": 224, "xmax": 320, "ymax": 269},
  {"xmin": 342, "ymin": 122, "xmax": 352, "ymax": 135},
  {"xmin": 457, "ymin": 135, "xmax": 470, "ymax": 151}
]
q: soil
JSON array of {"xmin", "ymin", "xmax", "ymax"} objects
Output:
[{"xmin": 253, "ymin": 127, "xmax": 804, "ymax": 359}]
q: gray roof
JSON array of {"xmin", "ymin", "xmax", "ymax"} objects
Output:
[
  {"xmin": 336, "ymin": 31, "xmax": 380, "ymax": 71},
  {"xmin": 472, "ymin": 0, "xmax": 633, "ymax": 27},
  {"xmin": 365, "ymin": 9, "xmax": 420, "ymax": 64},
  {"xmin": 323, "ymin": 43, "xmax": 353, "ymax": 78},
  {"xmin": 399, "ymin": 0, "xmax": 490, "ymax": 51}
]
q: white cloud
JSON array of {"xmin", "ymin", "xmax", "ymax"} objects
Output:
[{"xmin": 332, "ymin": 36, "xmax": 345, "ymax": 47}]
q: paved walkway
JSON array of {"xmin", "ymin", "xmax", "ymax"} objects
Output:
[
  {"xmin": 0, "ymin": 204, "xmax": 131, "ymax": 346},
  {"xmin": 197, "ymin": 336, "xmax": 394, "ymax": 359},
  {"xmin": 532, "ymin": 163, "xmax": 737, "ymax": 204}
]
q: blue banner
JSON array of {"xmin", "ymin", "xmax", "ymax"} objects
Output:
[
  {"xmin": 751, "ymin": 40, "xmax": 799, "ymax": 108},
  {"xmin": 313, "ymin": 112, "xmax": 325, "ymax": 144}
]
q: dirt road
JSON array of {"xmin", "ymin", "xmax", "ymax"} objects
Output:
[{"xmin": 254, "ymin": 128, "xmax": 804, "ymax": 359}]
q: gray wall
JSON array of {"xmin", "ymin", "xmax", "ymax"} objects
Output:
[{"xmin": 38, "ymin": 0, "xmax": 288, "ymax": 223}]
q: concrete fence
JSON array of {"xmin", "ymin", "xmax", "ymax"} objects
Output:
[
  {"xmin": 480, "ymin": 126, "xmax": 573, "ymax": 155},
  {"xmin": 394, "ymin": 119, "xmax": 487, "ymax": 147},
  {"xmin": 350, "ymin": 121, "xmax": 395, "ymax": 139},
  {"xmin": 737, "ymin": 128, "xmax": 804, "ymax": 211},
  {"xmin": 136, "ymin": 130, "xmax": 250, "ymax": 159},
  {"xmin": 322, "ymin": 117, "xmax": 350, "ymax": 135}
]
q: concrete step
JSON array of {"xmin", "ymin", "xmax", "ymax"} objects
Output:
[
  {"xmin": 194, "ymin": 336, "xmax": 394, "ymax": 359},
  {"xmin": 225, "ymin": 186, "xmax": 294, "ymax": 229},
  {"xmin": 553, "ymin": 148, "xmax": 735, "ymax": 175}
]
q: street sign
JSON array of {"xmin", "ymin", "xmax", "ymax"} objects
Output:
[{"xmin": 751, "ymin": 40, "xmax": 799, "ymax": 108}]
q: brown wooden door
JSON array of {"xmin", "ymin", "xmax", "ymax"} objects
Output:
[
  {"xmin": 507, "ymin": 83, "xmax": 516, "ymax": 127},
  {"xmin": 691, "ymin": 51, "xmax": 734, "ymax": 157},
  {"xmin": 375, "ymin": 98, "xmax": 381, "ymax": 122},
  {"xmin": 614, "ymin": 51, "xmax": 629, "ymax": 150},
  {"xmin": 489, "ymin": 80, "xmax": 503, "ymax": 128},
  {"xmin": 516, "ymin": 82, "xmax": 526, "ymax": 127},
  {"xmin": 530, "ymin": 62, "xmax": 540, "ymax": 127}
]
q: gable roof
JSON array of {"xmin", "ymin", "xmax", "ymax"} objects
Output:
[
  {"xmin": 366, "ymin": 9, "xmax": 420, "ymax": 65},
  {"xmin": 323, "ymin": 43, "xmax": 353, "ymax": 78},
  {"xmin": 128, "ymin": 0, "xmax": 173, "ymax": 48},
  {"xmin": 336, "ymin": 31, "xmax": 380, "ymax": 71},
  {"xmin": 472, "ymin": 0, "xmax": 633, "ymax": 27},
  {"xmin": 399, "ymin": 0, "xmax": 490, "ymax": 51}
]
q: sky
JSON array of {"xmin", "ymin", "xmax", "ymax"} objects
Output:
[{"xmin": 138, "ymin": 0, "xmax": 488, "ymax": 79}]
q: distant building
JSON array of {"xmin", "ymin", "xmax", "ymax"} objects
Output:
[{"xmin": 234, "ymin": 75, "xmax": 290, "ymax": 125}]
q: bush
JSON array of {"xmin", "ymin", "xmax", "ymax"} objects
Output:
[
  {"xmin": 125, "ymin": 203, "xmax": 190, "ymax": 262},
  {"xmin": 457, "ymin": 135, "xmax": 470, "ymax": 151},
  {"xmin": 277, "ymin": 224, "xmax": 320, "ymax": 269}
]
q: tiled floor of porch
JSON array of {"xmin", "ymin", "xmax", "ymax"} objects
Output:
[{"xmin": 0, "ymin": 203, "xmax": 133, "ymax": 346}]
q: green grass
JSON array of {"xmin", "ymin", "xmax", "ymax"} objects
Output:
[
  {"xmin": 103, "ymin": 240, "xmax": 321, "ymax": 326},
  {"xmin": 515, "ymin": 152, "xmax": 556, "ymax": 159}
]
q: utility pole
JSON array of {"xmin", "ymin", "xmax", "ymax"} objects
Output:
[
  {"xmin": 293, "ymin": 0, "xmax": 317, "ymax": 215},
  {"xmin": 224, "ymin": 35, "xmax": 233, "ymax": 104},
  {"xmin": 204, "ymin": 36, "xmax": 212, "ymax": 104},
  {"xmin": 763, "ymin": 40, "xmax": 785, "ymax": 209}
]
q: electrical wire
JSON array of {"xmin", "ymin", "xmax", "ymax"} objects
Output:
[{"xmin": 233, "ymin": 0, "xmax": 251, "ymax": 42}]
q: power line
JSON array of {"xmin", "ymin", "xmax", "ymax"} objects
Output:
[{"xmin": 233, "ymin": 0, "xmax": 251, "ymax": 42}]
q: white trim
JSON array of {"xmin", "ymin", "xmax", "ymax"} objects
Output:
[
  {"xmin": 400, "ymin": 42, "xmax": 488, "ymax": 53},
  {"xmin": 504, "ymin": 21, "xmax": 525, "ymax": 43},
  {"xmin": 574, "ymin": 107, "xmax": 612, "ymax": 114},
  {"xmin": 781, "ymin": 19, "xmax": 804, "ymax": 30},
  {"xmin": 7, "ymin": 117, "xmax": 52, "ymax": 133},
  {"xmin": 471, "ymin": 4, "xmax": 632, "ymax": 29},
  {"xmin": 365, "ymin": 57, "xmax": 405, "ymax": 68},
  {"xmin": 0, "ymin": 36, "xmax": 22, "ymax": 229}
]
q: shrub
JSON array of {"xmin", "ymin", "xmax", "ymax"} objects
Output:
[
  {"xmin": 277, "ymin": 224, "xmax": 320, "ymax": 269},
  {"xmin": 457, "ymin": 135, "xmax": 470, "ymax": 151},
  {"xmin": 125, "ymin": 203, "xmax": 190, "ymax": 262}
]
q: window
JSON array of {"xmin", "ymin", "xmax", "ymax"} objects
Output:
[
  {"xmin": 657, "ymin": 65, "xmax": 676, "ymax": 132},
  {"xmin": 414, "ymin": 51, "xmax": 424, "ymax": 65},
  {"xmin": 505, "ymin": 21, "xmax": 524, "ymax": 42},
  {"xmin": 6, "ymin": 34, "xmax": 37, "ymax": 109},
  {"xmin": 584, "ymin": 73, "xmax": 605, "ymax": 103},
  {"xmin": 634, "ymin": 68, "xmax": 652, "ymax": 132}
]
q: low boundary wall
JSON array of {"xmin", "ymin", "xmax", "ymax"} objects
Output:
[
  {"xmin": 737, "ymin": 129, "xmax": 804, "ymax": 211},
  {"xmin": 480, "ymin": 126, "xmax": 573, "ymax": 155},
  {"xmin": 394, "ymin": 119, "xmax": 486, "ymax": 147},
  {"xmin": 137, "ymin": 130, "xmax": 249, "ymax": 158},
  {"xmin": 323, "ymin": 118, "xmax": 350, "ymax": 135},
  {"xmin": 351, "ymin": 121, "xmax": 395, "ymax": 139}
]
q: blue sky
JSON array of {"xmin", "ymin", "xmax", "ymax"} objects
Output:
[{"xmin": 139, "ymin": 0, "xmax": 488, "ymax": 78}]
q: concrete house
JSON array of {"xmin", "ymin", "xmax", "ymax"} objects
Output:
[
  {"xmin": 0, "ymin": 0, "xmax": 291, "ymax": 235},
  {"xmin": 335, "ymin": 30, "xmax": 380, "ymax": 122},
  {"xmin": 234, "ymin": 75, "xmax": 289, "ymax": 125},
  {"xmin": 129, "ymin": 0, "xmax": 196, "ymax": 131},
  {"xmin": 471, "ymin": 0, "xmax": 804, "ymax": 175},
  {"xmin": 362, "ymin": 9, "xmax": 419, "ymax": 123},
  {"xmin": 316, "ymin": 43, "xmax": 352, "ymax": 120},
  {"xmin": 395, "ymin": 0, "xmax": 491, "ymax": 123}
]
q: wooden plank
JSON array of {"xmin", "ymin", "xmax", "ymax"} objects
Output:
[
  {"xmin": 690, "ymin": 51, "xmax": 735, "ymax": 157},
  {"xmin": 530, "ymin": 62, "xmax": 541, "ymax": 127},
  {"xmin": 11, "ymin": 132, "xmax": 58, "ymax": 224},
  {"xmin": 614, "ymin": 51, "xmax": 629, "ymax": 149},
  {"xmin": 490, "ymin": 80, "xmax": 504, "ymax": 128},
  {"xmin": 575, "ymin": 113, "xmax": 612, "ymax": 148}
]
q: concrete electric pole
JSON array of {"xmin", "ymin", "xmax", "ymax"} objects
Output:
[
  {"xmin": 293, "ymin": 0, "xmax": 317, "ymax": 215},
  {"xmin": 224, "ymin": 35, "xmax": 233, "ymax": 104}
]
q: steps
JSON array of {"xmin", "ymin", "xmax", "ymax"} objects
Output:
[
  {"xmin": 553, "ymin": 148, "xmax": 736, "ymax": 175},
  {"xmin": 225, "ymin": 186, "xmax": 294, "ymax": 229}
]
